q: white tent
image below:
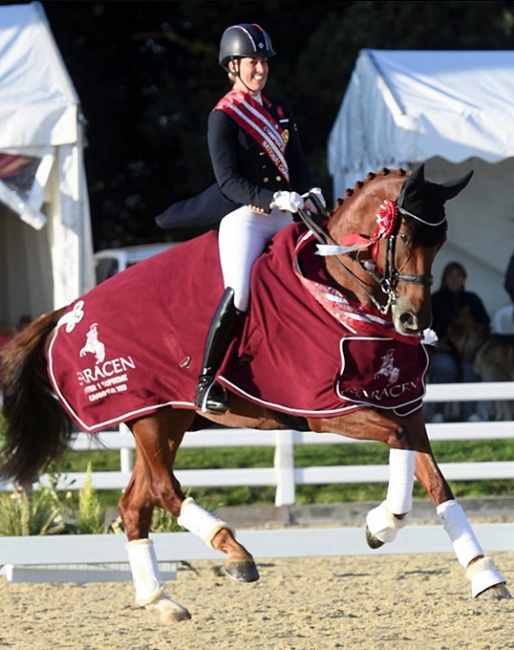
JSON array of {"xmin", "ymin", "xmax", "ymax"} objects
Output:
[
  {"xmin": 0, "ymin": 1, "xmax": 94, "ymax": 331},
  {"xmin": 328, "ymin": 49, "xmax": 514, "ymax": 316}
]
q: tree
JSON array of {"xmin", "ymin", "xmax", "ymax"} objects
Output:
[{"xmin": 39, "ymin": 0, "xmax": 514, "ymax": 249}]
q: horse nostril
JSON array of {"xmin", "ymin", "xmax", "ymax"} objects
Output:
[{"xmin": 399, "ymin": 312, "xmax": 417, "ymax": 328}]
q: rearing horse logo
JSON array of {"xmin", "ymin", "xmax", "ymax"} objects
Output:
[
  {"xmin": 374, "ymin": 348, "xmax": 400, "ymax": 385},
  {"xmin": 79, "ymin": 323, "xmax": 106, "ymax": 364}
]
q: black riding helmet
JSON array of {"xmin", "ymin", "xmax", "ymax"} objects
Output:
[{"xmin": 219, "ymin": 23, "xmax": 276, "ymax": 69}]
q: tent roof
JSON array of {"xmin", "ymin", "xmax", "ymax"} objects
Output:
[
  {"xmin": 328, "ymin": 49, "xmax": 514, "ymax": 194},
  {"xmin": 0, "ymin": 2, "xmax": 79, "ymax": 150}
]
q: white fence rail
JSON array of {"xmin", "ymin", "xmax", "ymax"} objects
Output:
[{"xmin": 2, "ymin": 382, "xmax": 514, "ymax": 506}]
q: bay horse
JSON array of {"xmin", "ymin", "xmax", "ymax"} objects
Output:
[{"xmin": 1, "ymin": 166, "xmax": 510, "ymax": 624}]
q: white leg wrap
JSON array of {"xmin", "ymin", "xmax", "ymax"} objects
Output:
[
  {"xmin": 466, "ymin": 557, "xmax": 507, "ymax": 597},
  {"xmin": 366, "ymin": 500, "xmax": 408, "ymax": 544},
  {"xmin": 386, "ymin": 448, "xmax": 416, "ymax": 514},
  {"xmin": 126, "ymin": 539, "xmax": 164, "ymax": 606},
  {"xmin": 436, "ymin": 499, "xmax": 483, "ymax": 568},
  {"xmin": 177, "ymin": 497, "xmax": 234, "ymax": 549}
]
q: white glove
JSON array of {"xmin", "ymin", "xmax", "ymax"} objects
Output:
[
  {"xmin": 270, "ymin": 190, "xmax": 304, "ymax": 213},
  {"xmin": 304, "ymin": 187, "xmax": 326, "ymax": 212}
]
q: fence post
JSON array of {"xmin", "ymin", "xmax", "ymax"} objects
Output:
[
  {"xmin": 274, "ymin": 429, "xmax": 296, "ymax": 506},
  {"xmin": 119, "ymin": 448, "xmax": 133, "ymax": 474},
  {"xmin": 118, "ymin": 423, "xmax": 133, "ymax": 475}
]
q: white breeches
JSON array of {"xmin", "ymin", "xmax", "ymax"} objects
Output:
[{"xmin": 218, "ymin": 205, "xmax": 293, "ymax": 312}]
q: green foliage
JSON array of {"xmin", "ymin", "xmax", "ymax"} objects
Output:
[
  {"xmin": 76, "ymin": 463, "xmax": 106, "ymax": 534},
  {"xmin": 150, "ymin": 508, "xmax": 182, "ymax": 533},
  {"xmin": 0, "ymin": 477, "xmax": 68, "ymax": 537},
  {"xmin": 0, "ymin": 465, "xmax": 108, "ymax": 536}
]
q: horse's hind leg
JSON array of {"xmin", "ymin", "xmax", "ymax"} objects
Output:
[
  {"xmin": 120, "ymin": 408, "xmax": 258, "ymax": 624},
  {"xmin": 413, "ymin": 428, "xmax": 511, "ymax": 600},
  {"xmin": 119, "ymin": 410, "xmax": 191, "ymax": 623},
  {"xmin": 177, "ymin": 497, "xmax": 259, "ymax": 583}
]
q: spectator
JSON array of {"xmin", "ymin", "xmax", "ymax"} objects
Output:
[{"xmin": 427, "ymin": 261, "xmax": 490, "ymax": 423}]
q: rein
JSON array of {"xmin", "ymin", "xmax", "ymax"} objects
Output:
[{"xmin": 298, "ymin": 191, "xmax": 433, "ymax": 316}]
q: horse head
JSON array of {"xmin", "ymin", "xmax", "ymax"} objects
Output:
[{"xmin": 324, "ymin": 165, "xmax": 473, "ymax": 336}]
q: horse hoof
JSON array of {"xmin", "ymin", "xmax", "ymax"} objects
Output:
[
  {"xmin": 225, "ymin": 559, "xmax": 260, "ymax": 583},
  {"xmin": 365, "ymin": 525, "xmax": 384, "ymax": 549},
  {"xmin": 159, "ymin": 606, "xmax": 192, "ymax": 625},
  {"xmin": 147, "ymin": 596, "xmax": 192, "ymax": 624},
  {"xmin": 477, "ymin": 583, "xmax": 512, "ymax": 600}
]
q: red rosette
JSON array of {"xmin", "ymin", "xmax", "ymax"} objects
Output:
[{"xmin": 375, "ymin": 199, "xmax": 398, "ymax": 239}]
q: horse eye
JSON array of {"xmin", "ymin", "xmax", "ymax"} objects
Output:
[{"xmin": 400, "ymin": 233, "xmax": 411, "ymax": 244}]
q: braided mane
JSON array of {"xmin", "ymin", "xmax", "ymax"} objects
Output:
[
  {"xmin": 329, "ymin": 167, "xmax": 448, "ymax": 248},
  {"xmin": 332, "ymin": 168, "xmax": 408, "ymax": 209}
]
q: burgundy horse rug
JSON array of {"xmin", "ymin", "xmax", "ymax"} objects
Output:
[{"xmin": 47, "ymin": 224, "xmax": 430, "ymax": 432}]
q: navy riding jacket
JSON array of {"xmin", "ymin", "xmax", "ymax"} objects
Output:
[{"xmin": 207, "ymin": 94, "xmax": 316, "ymax": 213}]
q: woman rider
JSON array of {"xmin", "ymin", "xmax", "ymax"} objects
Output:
[{"xmin": 195, "ymin": 23, "xmax": 325, "ymax": 414}]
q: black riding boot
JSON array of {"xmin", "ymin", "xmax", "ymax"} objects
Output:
[{"xmin": 195, "ymin": 287, "xmax": 244, "ymax": 414}]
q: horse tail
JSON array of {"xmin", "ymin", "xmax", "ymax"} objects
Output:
[{"xmin": 0, "ymin": 307, "xmax": 73, "ymax": 485}]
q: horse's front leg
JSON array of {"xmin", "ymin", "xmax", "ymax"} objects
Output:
[
  {"xmin": 309, "ymin": 409, "xmax": 420, "ymax": 547},
  {"xmin": 415, "ymin": 446, "xmax": 511, "ymax": 600},
  {"xmin": 363, "ymin": 444, "xmax": 416, "ymax": 548}
]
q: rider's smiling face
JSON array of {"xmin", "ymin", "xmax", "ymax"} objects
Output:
[{"xmin": 231, "ymin": 57, "xmax": 269, "ymax": 96}]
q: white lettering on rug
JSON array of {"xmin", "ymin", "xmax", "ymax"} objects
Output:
[{"xmin": 76, "ymin": 323, "xmax": 137, "ymax": 401}]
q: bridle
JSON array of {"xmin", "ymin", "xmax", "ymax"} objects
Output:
[
  {"xmin": 382, "ymin": 213, "xmax": 435, "ymax": 288},
  {"xmin": 298, "ymin": 191, "xmax": 438, "ymax": 315}
]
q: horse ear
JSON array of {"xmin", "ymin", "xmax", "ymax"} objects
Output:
[
  {"xmin": 397, "ymin": 164, "xmax": 424, "ymax": 208},
  {"xmin": 407, "ymin": 164, "xmax": 425, "ymax": 186},
  {"xmin": 399, "ymin": 165, "xmax": 473, "ymax": 207},
  {"xmin": 439, "ymin": 170, "xmax": 474, "ymax": 202}
]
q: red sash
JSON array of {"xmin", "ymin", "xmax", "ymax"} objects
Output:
[{"xmin": 215, "ymin": 89, "xmax": 290, "ymax": 182}]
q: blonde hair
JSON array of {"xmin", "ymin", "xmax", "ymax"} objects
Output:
[{"xmin": 227, "ymin": 59, "xmax": 238, "ymax": 85}]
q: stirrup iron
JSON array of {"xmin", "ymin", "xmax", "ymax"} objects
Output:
[{"xmin": 195, "ymin": 377, "xmax": 228, "ymax": 414}]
